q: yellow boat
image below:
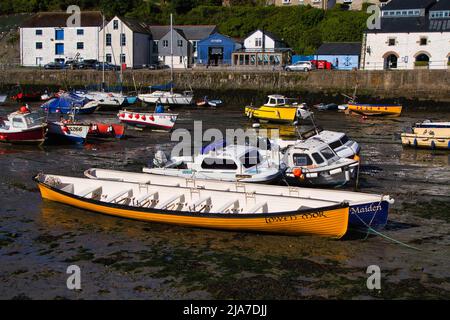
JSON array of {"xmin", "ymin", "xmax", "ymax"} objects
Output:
[
  {"xmin": 348, "ymin": 103, "xmax": 402, "ymax": 117},
  {"xmin": 401, "ymin": 121, "xmax": 450, "ymax": 150},
  {"xmin": 35, "ymin": 173, "xmax": 349, "ymax": 238},
  {"xmin": 245, "ymin": 95, "xmax": 298, "ymax": 123}
]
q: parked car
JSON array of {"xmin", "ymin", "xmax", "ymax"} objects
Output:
[
  {"xmin": 44, "ymin": 62, "xmax": 68, "ymax": 70},
  {"xmin": 148, "ymin": 63, "xmax": 170, "ymax": 70},
  {"xmin": 94, "ymin": 62, "xmax": 121, "ymax": 71},
  {"xmin": 76, "ymin": 59, "xmax": 99, "ymax": 70},
  {"xmin": 285, "ymin": 61, "xmax": 316, "ymax": 72}
]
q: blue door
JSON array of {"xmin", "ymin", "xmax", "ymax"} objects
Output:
[
  {"xmin": 55, "ymin": 29, "xmax": 64, "ymax": 40},
  {"xmin": 55, "ymin": 43, "xmax": 64, "ymax": 55}
]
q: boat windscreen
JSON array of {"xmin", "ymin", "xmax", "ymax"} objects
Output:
[{"xmin": 320, "ymin": 148, "xmax": 336, "ymax": 161}]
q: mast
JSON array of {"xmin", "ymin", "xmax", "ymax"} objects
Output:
[
  {"xmin": 170, "ymin": 13, "xmax": 174, "ymax": 94},
  {"xmin": 120, "ymin": 19, "xmax": 124, "ymax": 94},
  {"xmin": 102, "ymin": 13, "xmax": 105, "ymax": 91}
]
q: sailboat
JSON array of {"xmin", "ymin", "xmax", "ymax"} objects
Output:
[
  {"xmin": 138, "ymin": 14, "xmax": 194, "ymax": 106},
  {"xmin": 75, "ymin": 14, "xmax": 134, "ymax": 109}
]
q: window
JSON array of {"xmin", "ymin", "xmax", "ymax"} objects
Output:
[
  {"xmin": 55, "ymin": 29, "xmax": 64, "ymax": 40},
  {"xmin": 420, "ymin": 37, "xmax": 427, "ymax": 46},
  {"xmin": 106, "ymin": 54, "xmax": 112, "ymax": 63},
  {"xmin": 329, "ymin": 140, "xmax": 343, "ymax": 150},
  {"xmin": 36, "ymin": 42, "xmax": 43, "ymax": 49},
  {"xmin": 179, "ymin": 56, "xmax": 183, "ymax": 64},
  {"xmin": 153, "ymin": 40, "xmax": 158, "ymax": 53},
  {"xmin": 255, "ymin": 38, "xmax": 262, "ymax": 47},
  {"xmin": 113, "ymin": 20, "xmax": 118, "ymax": 30},
  {"xmin": 120, "ymin": 54, "xmax": 126, "ymax": 64},
  {"xmin": 121, "ymin": 33, "xmax": 126, "ymax": 46},
  {"xmin": 12, "ymin": 117, "xmax": 25, "ymax": 129},
  {"xmin": 106, "ymin": 33, "xmax": 111, "ymax": 46},
  {"xmin": 177, "ymin": 40, "xmax": 183, "ymax": 47},
  {"xmin": 77, "ymin": 29, "xmax": 84, "ymax": 35},
  {"xmin": 192, "ymin": 41, "xmax": 198, "ymax": 53},
  {"xmin": 388, "ymin": 38, "xmax": 395, "ymax": 46},
  {"xmin": 55, "ymin": 43, "xmax": 64, "ymax": 55},
  {"xmin": 77, "ymin": 42, "xmax": 84, "ymax": 50},
  {"xmin": 240, "ymin": 151, "xmax": 262, "ymax": 169},
  {"xmin": 311, "ymin": 153, "xmax": 324, "ymax": 165},
  {"xmin": 320, "ymin": 148, "xmax": 335, "ymax": 161},
  {"xmin": 201, "ymin": 158, "xmax": 238, "ymax": 170},
  {"xmin": 340, "ymin": 135, "xmax": 349, "ymax": 145},
  {"xmin": 293, "ymin": 154, "xmax": 313, "ymax": 166},
  {"xmin": 35, "ymin": 29, "xmax": 42, "ymax": 36},
  {"xmin": 163, "ymin": 40, "xmax": 169, "ymax": 47}
]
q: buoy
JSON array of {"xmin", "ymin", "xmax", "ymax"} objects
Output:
[
  {"xmin": 149, "ymin": 115, "xmax": 155, "ymax": 121},
  {"xmin": 135, "ymin": 114, "xmax": 140, "ymax": 119},
  {"xmin": 141, "ymin": 115, "xmax": 146, "ymax": 121},
  {"xmin": 354, "ymin": 155, "xmax": 361, "ymax": 162},
  {"xmin": 293, "ymin": 168, "xmax": 302, "ymax": 178},
  {"xmin": 119, "ymin": 113, "xmax": 125, "ymax": 118},
  {"xmin": 19, "ymin": 106, "xmax": 29, "ymax": 113},
  {"xmin": 128, "ymin": 114, "xmax": 133, "ymax": 119},
  {"xmin": 62, "ymin": 126, "xmax": 69, "ymax": 133},
  {"xmin": 252, "ymin": 123, "xmax": 260, "ymax": 128}
]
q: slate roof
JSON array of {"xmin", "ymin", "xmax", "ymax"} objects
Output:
[
  {"xmin": 366, "ymin": 16, "xmax": 450, "ymax": 33},
  {"xmin": 149, "ymin": 25, "xmax": 217, "ymax": 40},
  {"xmin": 21, "ymin": 11, "xmax": 103, "ymax": 28},
  {"xmin": 315, "ymin": 42, "xmax": 362, "ymax": 56},
  {"xmin": 381, "ymin": 0, "xmax": 436, "ymax": 11},
  {"xmin": 120, "ymin": 17, "xmax": 151, "ymax": 34},
  {"xmin": 430, "ymin": 0, "xmax": 450, "ymax": 11}
]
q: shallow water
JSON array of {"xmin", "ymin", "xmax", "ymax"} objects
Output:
[{"xmin": 0, "ymin": 96, "xmax": 449, "ymax": 300}]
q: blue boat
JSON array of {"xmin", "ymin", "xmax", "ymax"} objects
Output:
[
  {"xmin": 40, "ymin": 93, "xmax": 99, "ymax": 114},
  {"xmin": 348, "ymin": 201, "xmax": 389, "ymax": 230},
  {"xmin": 125, "ymin": 96, "xmax": 138, "ymax": 105},
  {"xmin": 46, "ymin": 121, "xmax": 90, "ymax": 145}
]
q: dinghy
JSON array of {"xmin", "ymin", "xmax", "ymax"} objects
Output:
[
  {"xmin": 0, "ymin": 106, "xmax": 47, "ymax": 145},
  {"xmin": 401, "ymin": 120, "xmax": 450, "ymax": 150},
  {"xmin": 283, "ymin": 139, "xmax": 359, "ymax": 187},
  {"xmin": 146, "ymin": 145, "xmax": 284, "ymax": 184},
  {"xmin": 85, "ymin": 168, "xmax": 394, "ymax": 230},
  {"xmin": 35, "ymin": 173, "xmax": 350, "ymax": 238},
  {"xmin": 88, "ymin": 123, "xmax": 125, "ymax": 139}
]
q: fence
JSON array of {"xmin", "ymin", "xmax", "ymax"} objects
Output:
[{"xmin": 363, "ymin": 60, "xmax": 449, "ymax": 70}]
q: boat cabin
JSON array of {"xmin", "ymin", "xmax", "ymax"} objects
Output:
[
  {"xmin": 284, "ymin": 140, "xmax": 340, "ymax": 169},
  {"xmin": 265, "ymin": 95, "xmax": 289, "ymax": 107},
  {"xmin": 191, "ymin": 145, "xmax": 265, "ymax": 173},
  {"xmin": 1, "ymin": 110, "xmax": 44, "ymax": 130}
]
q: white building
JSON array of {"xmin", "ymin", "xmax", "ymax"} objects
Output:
[
  {"xmin": 243, "ymin": 29, "xmax": 286, "ymax": 51},
  {"xmin": 99, "ymin": 16, "xmax": 153, "ymax": 69},
  {"xmin": 362, "ymin": 0, "xmax": 450, "ymax": 70},
  {"xmin": 20, "ymin": 11, "xmax": 103, "ymax": 67}
]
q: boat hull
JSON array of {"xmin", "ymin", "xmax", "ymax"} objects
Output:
[
  {"xmin": 118, "ymin": 111, "xmax": 178, "ymax": 131},
  {"xmin": 46, "ymin": 123, "xmax": 89, "ymax": 145},
  {"xmin": 348, "ymin": 201, "xmax": 389, "ymax": 230},
  {"xmin": 348, "ymin": 104, "xmax": 402, "ymax": 117},
  {"xmin": 245, "ymin": 105, "xmax": 297, "ymax": 123},
  {"xmin": 0, "ymin": 126, "xmax": 46, "ymax": 145},
  {"xmin": 401, "ymin": 133, "xmax": 450, "ymax": 150},
  {"xmin": 36, "ymin": 180, "xmax": 349, "ymax": 238},
  {"xmin": 138, "ymin": 92, "xmax": 193, "ymax": 105}
]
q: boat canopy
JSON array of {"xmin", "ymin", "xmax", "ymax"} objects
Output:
[
  {"xmin": 41, "ymin": 93, "xmax": 90, "ymax": 111},
  {"xmin": 149, "ymin": 82, "xmax": 174, "ymax": 91}
]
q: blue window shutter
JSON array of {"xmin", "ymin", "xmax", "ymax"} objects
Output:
[
  {"xmin": 55, "ymin": 29, "xmax": 64, "ymax": 40},
  {"xmin": 55, "ymin": 43, "xmax": 64, "ymax": 55}
]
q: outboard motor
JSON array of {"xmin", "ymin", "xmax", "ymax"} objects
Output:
[{"xmin": 153, "ymin": 150, "xmax": 168, "ymax": 168}]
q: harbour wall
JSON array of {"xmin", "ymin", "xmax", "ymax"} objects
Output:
[{"xmin": 0, "ymin": 69, "xmax": 449, "ymax": 102}]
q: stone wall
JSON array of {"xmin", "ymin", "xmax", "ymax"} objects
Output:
[{"xmin": 0, "ymin": 68, "xmax": 449, "ymax": 102}]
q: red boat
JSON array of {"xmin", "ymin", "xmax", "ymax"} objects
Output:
[
  {"xmin": 11, "ymin": 92, "xmax": 44, "ymax": 102},
  {"xmin": 88, "ymin": 123, "xmax": 125, "ymax": 139},
  {"xmin": 0, "ymin": 106, "xmax": 47, "ymax": 145}
]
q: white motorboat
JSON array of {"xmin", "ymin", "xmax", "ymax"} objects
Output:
[
  {"xmin": 74, "ymin": 91, "xmax": 126, "ymax": 108},
  {"xmin": 84, "ymin": 168, "xmax": 394, "ymax": 230},
  {"xmin": 283, "ymin": 139, "xmax": 359, "ymax": 187},
  {"xmin": 274, "ymin": 128, "xmax": 360, "ymax": 159},
  {"xmin": 144, "ymin": 144, "xmax": 284, "ymax": 183},
  {"xmin": 138, "ymin": 90, "xmax": 194, "ymax": 105}
]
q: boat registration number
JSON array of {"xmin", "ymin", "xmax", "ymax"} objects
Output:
[{"xmin": 68, "ymin": 126, "xmax": 84, "ymax": 132}]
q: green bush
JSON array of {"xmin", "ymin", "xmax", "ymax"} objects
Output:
[{"xmin": 414, "ymin": 61, "xmax": 429, "ymax": 67}]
